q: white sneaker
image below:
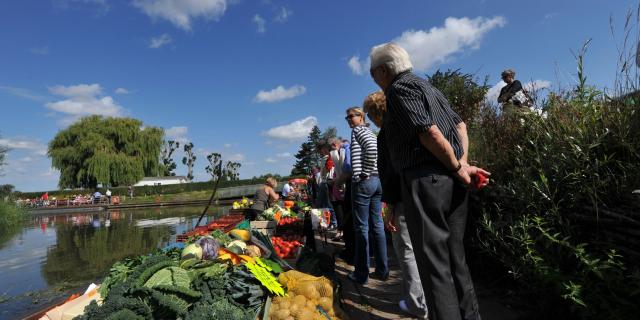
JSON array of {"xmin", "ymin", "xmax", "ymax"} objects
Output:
[
  {"xmin": 399, "ymin": 300, "xmax": 411, "ymax": 314},
  {"xmin": 399, "ymin": 300, "xmax": 429, "ymax": 319}
]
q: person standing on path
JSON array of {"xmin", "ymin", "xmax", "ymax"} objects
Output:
[
  {"xmin": 106, "ymin": 188, "xmax": 112, "ymax": 204},
  {"xmin": 345, "ymin": 106, "xmax": 388, "ymax": 284},
  {"xmin": 364, "ymin": 91, "xmax": 428, "ymax": 319},
  {"xmin": 369, "ymin": 42, "xmax": 490, "ymax": 320}
]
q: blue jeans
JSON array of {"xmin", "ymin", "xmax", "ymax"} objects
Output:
[{"xmin": 351, "ymin": 176, "xmax": 388, "ymax": 282}]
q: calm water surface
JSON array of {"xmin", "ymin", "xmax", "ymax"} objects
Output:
[{"xmin": 0, "ymin": 205, "xmax": 227, "ymax": 320}]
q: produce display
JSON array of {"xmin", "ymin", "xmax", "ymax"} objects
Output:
[
  {"xmin": 65, "ymin": 203, "xmax": 343, "ymax": 320},
  {"xmin": 270, "ymin": 236, "xmax": 303, "ymax": 259},
  {"xmin": 268, "ymin": 270, "xmax": 342, "ymax": 320}
]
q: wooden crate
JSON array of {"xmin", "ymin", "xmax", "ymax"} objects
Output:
[{"xmin": 250, "ymin": 220, "xmax": 276, "ymax": 236}]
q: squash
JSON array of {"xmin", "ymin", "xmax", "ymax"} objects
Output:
[{"xmin": 230, "ymin": 229, "xmax": 251, "ymax": 241}]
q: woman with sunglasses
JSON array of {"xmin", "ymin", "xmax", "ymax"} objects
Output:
[{"xmin": 344, "ymin": 106, "xmax": 388, "ymax": 284}]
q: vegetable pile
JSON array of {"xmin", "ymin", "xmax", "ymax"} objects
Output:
[
  {"xmin": 271, "ymin": 236, "xmax": 303, "ymax": 259},
  {"xmin": 73, "ymin": 207, "xmax": 343, "ymax": 320},
  {"xmin": 268, "ymin": 270, "xmax": 340, "ymax": 320}
]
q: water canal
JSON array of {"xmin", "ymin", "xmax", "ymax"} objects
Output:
[{"xmin": 0, "ymin": 205, "xmax": 227, "ymax": 320}]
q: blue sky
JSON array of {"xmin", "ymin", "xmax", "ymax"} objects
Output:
[{"xmin": 0, "ymin": 0, "xmax": 636, "ymax": 192}]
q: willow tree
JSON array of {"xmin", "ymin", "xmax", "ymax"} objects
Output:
[{"xmin": 48, "ymin": 116, "xmax": 164, "ymax": 188}]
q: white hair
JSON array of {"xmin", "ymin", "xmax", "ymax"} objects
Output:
[{"xmin": 369, "ymin": 42, "xmax": 413, "ymax": 76}]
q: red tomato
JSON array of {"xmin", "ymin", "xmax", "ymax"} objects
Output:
[{"xmin": 474, "ymin": 172, "xmax": 488, "ymax": 190}]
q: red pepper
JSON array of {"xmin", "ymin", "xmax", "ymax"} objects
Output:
[{"xmin": 474, "ymin": 172, "xmax": 488, "ymax": 190}]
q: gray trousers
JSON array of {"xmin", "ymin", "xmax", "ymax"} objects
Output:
[
  {"xmin": 391, "ymin": 202, "xmax": 429, "ymax": 318},
  {"xmin": 402, "ymin": 168, "xmax": 481, "ymax": 320}
]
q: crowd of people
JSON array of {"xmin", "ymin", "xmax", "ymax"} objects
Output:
[
  {"xmin": 15, "ymin": 188, "xmax": 122, "ymax": 208},
  {"xmin": 301, "ymin": 43, "xmax": 492, "ymax": 320}
]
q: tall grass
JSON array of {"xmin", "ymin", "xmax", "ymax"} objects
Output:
[
  {"xmin": 469, "ymin": 27, "xmax": 640, "ymax": 318},
  {"xmin": 0, "ymin": 201, "xmax": 25, "ymax": 248}
]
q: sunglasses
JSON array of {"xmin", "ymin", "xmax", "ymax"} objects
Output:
[{"xmin": 345, "ymin": 114, "xmax": 361, "ymax": 120}]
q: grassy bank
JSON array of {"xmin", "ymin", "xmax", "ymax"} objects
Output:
[{"xmin": 0, "ymin": 202, "xmax": 26, "ymax": 247}]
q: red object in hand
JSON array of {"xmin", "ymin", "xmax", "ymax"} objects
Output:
[{"xmin": 474, "ymin": 172, "xmax": 488, "ymax": 190}]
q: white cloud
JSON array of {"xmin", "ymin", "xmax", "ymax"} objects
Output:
[
  {"xmin": 254, "ymin": 85, "xmax": 306, "ymax": 103},
  {"xmin": 396, "ymin": 16, "xmax": 506, "ymax": 71},
  {"xmin": 276, "ymin": 152, "xmax": 291, "ymax": 158},
  {"xmin": 30, "ymin": 46, "xmax": 49, "ymax": 55},
  {"xmin": 223, "ymin": 143, "xmax": 232, "ymax": 148},
  {"xmin": 524, "ymin": 80, "xmax": 551, "ymax": 92},
  {"xmin": 149, "ymin": 33, "xmax": 173, "ymax": 48},
  {"xmin": 350, "ymin": 16, "xmax": 506, "ymax": 74},
  {"xmin": 485, "ymin": 80, "xmax": 506, "ymax": 103},
  {"xmin": 0, "ymin": 86, "xmax": 48, "ymax": 102},
  {"xmin": 348, "ymin": 55, "xmax": 367, "ymax": 75},
  {"xmin": 45, "ymin": 83, "xmax": 127, "ymax": 123},
  {"xmin": 253, "ymin": 14, "xmax": 266, "ymax": 33},
  {"xmin": 164, "ymin": 126, "xmax": 189, "ymax": 144},
  {"xmin": 49, "ymin": 83, "xmax": 102, "ymax": 98},
  {"xmin": 133, "ymin": 0, "xmax": 227, "ymax": 31},
  {"xmin": 115, "ymin": 87, "xmax": 131, "ymax": 94},
  {"xmin": 263, "ymin": 116, "xmax": 317, "ymax": 141},
  {"xmin": 274, "ymin": 7, "xmax": 292, "ymax": 22},
  {"xmin": 265, "ymin": 157, "xmax": 277, "ymax": 163},
  {"xmin": 0, "ymin": 137, "xmax": 48, "ymax": 156}
]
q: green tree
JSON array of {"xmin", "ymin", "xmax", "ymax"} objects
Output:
[
  {"xmin": 223, "ymin": 161, "xmax": 241, "ymax": 181},
  {"xmin": 205, "ymin": 152, "xmax": 222, "ymax": 180},
  {"xmin": 160, "ymin": 140, "xmax": 180, "ymax": 176},
  {"xmin": 291, "ymin": 125, "xmax": 322, "ymax": 175},
  {"xmin": 182, "ymin": 142, "xmax": 196, "ymax": 182},
  {"xmin": 0, "ymin": 133, "xmax": 8, "ymax": 175},
  {"xmin": 0, "ymin": 184, "xmax": 14, "ymax": 200},
  {"xmin": 48, "ymin": 116, "xmax": 163, "ymax": 189},
  {"xmin": 205, "ymin": 152, "xmax": 241, "ymax": 181},
  {"xmin": 427, "ymin": 69, "xmax": 489, "ymax": 125}
]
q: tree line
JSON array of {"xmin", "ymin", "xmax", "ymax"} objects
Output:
[{"xmin": 43, "ymin": 115, "xmax": 241, "ymax": 189}]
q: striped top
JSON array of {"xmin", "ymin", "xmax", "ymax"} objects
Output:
[
  {"xmin": 383, "ymin": 71, "xmax": 464, "ymax": 171},
  {"xmin": 350, "ymin": 125, "xmax": 378, "ymax": 181}
]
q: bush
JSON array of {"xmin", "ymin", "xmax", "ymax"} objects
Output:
[
  {"xmin": 470, "ymin": 64, "xmax": 640, "ymax": 318},
  {"xmin": 0, "ymin": 201, "xmax": 25, "ymax": 248}
]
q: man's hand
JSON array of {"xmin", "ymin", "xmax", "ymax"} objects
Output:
[
  {"xmin": 383, "ymin": 204, "xmax": 397, "ymax": 232},
  {"xmin": 454, "ymin": 164, "xmax": 491, "ymax": 187}
]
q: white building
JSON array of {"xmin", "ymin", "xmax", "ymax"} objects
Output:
[{"xmin": 134, "ymin": 176, "xmax": 188, "ymax": 187}]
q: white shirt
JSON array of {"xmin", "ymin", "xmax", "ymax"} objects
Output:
[
  {"xmin": 282, "ymin": 183, "xmax": 292, "ymax": 197},
  {"xmin": 106, "ymin": 190, "xmax": 112, "ymax": 196}
]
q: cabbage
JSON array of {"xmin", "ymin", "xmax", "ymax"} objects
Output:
[
  {"xmin": 226, "ymin": 240, "xmax": 247, "ymax": 255},
  {"xmin": 181, "ymin": 243, "xmax": 203, "ymax": 260},
  {"xmin": 196, "ymin": 236, "xmax": 220, "ymax": 260}
]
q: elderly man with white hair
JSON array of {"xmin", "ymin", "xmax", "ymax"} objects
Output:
[{"xmin": 369, "ymin": 42, "xmax": 490, "ymax": 320}]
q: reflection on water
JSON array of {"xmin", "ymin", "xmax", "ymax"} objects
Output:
[{"xmin": 0, "ymin": 206, "xmax": 225, "ymax": 320}]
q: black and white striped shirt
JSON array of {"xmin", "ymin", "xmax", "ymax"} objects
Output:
[
  {"xmin": 383, "ymin": 71, "xmax": 464, "ymax": 171},
  {"xmin": 350, "ymin": 125, "xmax": 378, "ymax": 181}
]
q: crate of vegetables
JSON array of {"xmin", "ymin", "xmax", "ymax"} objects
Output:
[{"xmin": 270, "ymin": 235, "xmax": 303, "ymax": 261}]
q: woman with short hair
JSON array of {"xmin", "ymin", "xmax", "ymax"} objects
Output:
[{"xmin": 345, "ymin": 106, "xmax": 388, "ymax": 284}]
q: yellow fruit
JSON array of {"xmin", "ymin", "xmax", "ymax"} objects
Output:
[{"xmin": 230, "ymin": 229, "xmax": 251, "ymax": 241}]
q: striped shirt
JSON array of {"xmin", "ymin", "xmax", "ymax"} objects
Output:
[
  {"xmin": 350, "ymin": 125, "xmax": 378, "ymax": 181},
  {"xmin": 383, "ymin": 71, "xmax": 464, "ymax": 171}
]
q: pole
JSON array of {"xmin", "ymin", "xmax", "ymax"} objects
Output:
[{"xmin": 194, "ymin": 161, "xmax": 223, "ymax": 228}]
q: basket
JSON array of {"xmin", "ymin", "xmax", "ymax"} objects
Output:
[{"xmin": 250, "ymin": 220, "xmax": 277, "ymax": 236}]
